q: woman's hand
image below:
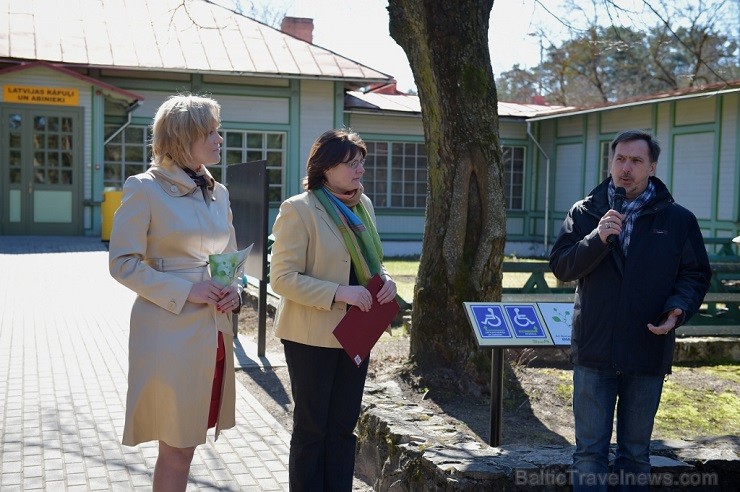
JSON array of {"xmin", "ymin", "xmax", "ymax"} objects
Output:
[
  {"xmin": 216, "ymin": 285, "xmax": 241, "ymax": 313},
  {"xmin": 335, "ymin": 285, "xmax": 372, "ymax": 312},
  {"xmin": 376, "ymin": 274, "xmax": 397, "ymax": 305},
  {"xmin": 188, "ymin": 281, "xmax": 240, "ymax": 313}
]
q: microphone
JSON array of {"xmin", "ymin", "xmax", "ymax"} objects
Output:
[{"xmin": 607, "ymin": 187, "xmax": 626, "ymax": 244}]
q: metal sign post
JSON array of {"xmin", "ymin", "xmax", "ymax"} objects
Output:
[{"xmin": 463, "ymin": 301, "xmax": 573, "ymax": 446}]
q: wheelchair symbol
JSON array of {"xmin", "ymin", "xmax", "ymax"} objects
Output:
[
  {"xmin": 481, "ymin": 307, "xmax": 502, "ymax": 327},
  {"xmin": 512, "ymin": 307, "xmax": 535, "ymax": 328}
]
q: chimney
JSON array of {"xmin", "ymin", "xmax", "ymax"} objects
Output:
[{"xmin": 280, "ymin": 17, "xmax": 314, "ymax": 43}]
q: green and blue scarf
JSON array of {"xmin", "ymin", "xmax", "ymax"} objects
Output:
[{"xmin": 314, "ymin": 186, "xmax": 383, "ymax": 286}]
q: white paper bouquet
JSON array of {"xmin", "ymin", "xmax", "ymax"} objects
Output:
[{"xmin": 209, "ymin": 244, "xmax": 253, "ymax": 286}]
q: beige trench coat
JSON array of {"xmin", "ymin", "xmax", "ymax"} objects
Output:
[{"xmin": 109, "ymin": 163, "xmax": 238, "ymax": 448}]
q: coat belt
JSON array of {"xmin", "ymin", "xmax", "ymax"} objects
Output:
[{"xmin": 144, "ymin": 258, "xmax": 209, "ymax": 272}]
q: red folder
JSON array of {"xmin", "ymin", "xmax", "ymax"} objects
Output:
[{"xmin": 333, "ymin": 274, "xmax": 400, "ymax": 367}]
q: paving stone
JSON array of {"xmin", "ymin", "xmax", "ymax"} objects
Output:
[{"xmin": 0, "ymin": 237, "xmax": 289, "ymax": 491}]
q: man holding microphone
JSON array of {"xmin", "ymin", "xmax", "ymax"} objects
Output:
[{"xmin": 549, "ymin": 129, "xmax": 711, "ymax": 490}]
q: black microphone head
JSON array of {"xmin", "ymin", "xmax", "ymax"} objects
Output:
[{"xmin": 613, "ymin": 187, "xmax": 626, "ymax": 212}]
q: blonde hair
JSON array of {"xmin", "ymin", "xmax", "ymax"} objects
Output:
[{"xmin": 151, "ymin": 94, "xmax": 221, "ymax": 167}]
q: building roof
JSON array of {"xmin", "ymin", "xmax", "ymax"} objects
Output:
[
  {"xmin": 527, "ymin": 80, "xmax": 740, "ymax": 121},
  {"xmin": 0, "ymin": 0, "xmax": 393, "ymax": 83},
  {"xmin": 345, "ymin": 90, "xmax": 569, "ymax": 118},
  {"xmin": 0, "ymin": 61, "xmax": 143, "ymax": 106}
]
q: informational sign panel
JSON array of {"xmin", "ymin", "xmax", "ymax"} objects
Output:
[{"xmin": 464, "ymin": 302, "xmax": 573, "ymax": 347}]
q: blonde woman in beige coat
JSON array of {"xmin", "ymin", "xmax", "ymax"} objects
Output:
[{"xmin": 109, "ymin": 94, "xmax": 240, "ymax": 491}]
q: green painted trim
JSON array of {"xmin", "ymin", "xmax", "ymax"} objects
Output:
[
  {"xmin": 666, "ymin": 103, "xmax": 675, "ymax": 188},
  {"xmin": 734, "ymin": 93, "xmax": 740, "ymax": 223},
  {"xmin": 376, "ymin": 209, "xmax": 425, "ymax": 217},
  {"xmin": 357, "ymin": 133, "xmax": 425, "ymax": 143},
  {"xmin": 711, "ymin": 96, "xmax": 723, "ymax": 223},
  {"xmin": 671, "ymin": 122, "xmax": 717, "ymax": 134},
  {"xmin": 286, "ymin": 79, "xmax": 302, "ymax": 198},
  {"xmin": 380, "ymin": 233, "xmax": 424, "ymax": 241},
  {"xmin": 90, "ymin": 91, "xmax": 106, "ymax": 235},
  {"xmin": 580, "ymin": 117, "xmax": 589, "ymax": 193},
  {"xmin": 95, "ymin": 75, "xmax": 295, "ymax": 98},
  {"xmin": 334, "ymin": 82, "xmax": 344, "ymax": 128}
]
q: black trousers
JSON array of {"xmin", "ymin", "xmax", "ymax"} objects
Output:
[{"xmin": 282, "ymin": 339, "xmax": 369, "ymax": 492}]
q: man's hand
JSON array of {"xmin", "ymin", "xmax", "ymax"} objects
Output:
[{"xmin": 648, "ymin": 308, "xmax": 683, "ymax": 335}]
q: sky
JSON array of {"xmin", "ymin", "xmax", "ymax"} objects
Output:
[
  {"xmin": 232, "ymin": 0, "xmax": 561, "ymax": 93},
  {"xmin": 224, "ymin": 0, "xmax": 735, "ymax": 94}
]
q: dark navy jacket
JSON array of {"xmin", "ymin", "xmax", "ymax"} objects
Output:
[{"xmin": 549, "ymin": 177, "xmax": 711, "ymax": 375}]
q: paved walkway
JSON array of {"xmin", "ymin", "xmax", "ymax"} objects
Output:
[{"xmin": 0, "ymin": 236, "xmax": 290, "ymax": 491}]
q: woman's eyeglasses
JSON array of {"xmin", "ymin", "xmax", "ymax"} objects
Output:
[{"xmin": 343, "ymin": 158, "xmax": 365, "ymax": 170}]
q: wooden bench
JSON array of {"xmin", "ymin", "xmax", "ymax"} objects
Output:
[{"xmin": 705, "ymin": 237, "xmax": 739, "ymax": 262}]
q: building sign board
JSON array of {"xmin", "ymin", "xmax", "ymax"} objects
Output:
[{"xmin": 3, "ymin": 85, "xmax": 79, "ymax": 106}]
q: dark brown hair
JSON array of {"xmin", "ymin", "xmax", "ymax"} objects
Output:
[
  {"xmin": 610, "ymin": 129, "xmax": 661, "ymax": 163},
  {"xmin": 303, "ymin": 129, "xmax": 367, "ymax": 190}
]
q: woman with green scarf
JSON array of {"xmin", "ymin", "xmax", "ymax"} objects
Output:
[{"xmin": 270, "ymin": 128, "xmax": 397, "ymax": 490}]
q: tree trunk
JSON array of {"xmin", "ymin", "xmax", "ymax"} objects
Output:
[{"xmin": 388, "ymin": 0, "xmax": 506, "ymax": 380}]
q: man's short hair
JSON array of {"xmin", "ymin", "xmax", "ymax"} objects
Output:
[{"xmin": 610, "ymin": 129, "xmax": 661, "ymax": 163}]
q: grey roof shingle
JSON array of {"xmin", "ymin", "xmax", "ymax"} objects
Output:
[{"xmin": 0, "ymin": 0, "xmax": 393, "ymax": 83}]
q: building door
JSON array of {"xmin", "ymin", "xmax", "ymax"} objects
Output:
[{"xmin": 1, "ymin": 105, "xmax": 83, "ymax": 235}]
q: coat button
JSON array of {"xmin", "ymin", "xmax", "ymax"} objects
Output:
[{"xmin": 170, "ymin": 185, "xmax": 178, "ymax": 193}]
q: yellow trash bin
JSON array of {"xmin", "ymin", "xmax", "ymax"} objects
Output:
[{"xmin": 101, "ymin": 190, "xmax": 123, "ymax": 241}]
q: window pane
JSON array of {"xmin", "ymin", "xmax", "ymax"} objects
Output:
[
  {"xmin": 125, "ymin": 126, "xmax": 145, "ymax": 141},
  {"xmin": 266, "ymin": 134, "xmax": 283, "ymax": 149},
  {"xmin": 266, "ymin": 151, "xmax": 282, "ymax": 166},
  {"xmin": 268, "ymin": 169, "xmax": 282, "ymax": 184},
  {"xmin": 104, "ymin": 164, "xmax": 121, "ymax": 183},
  {"xmin": 9, "ymin": 150, "xmax": 21, "ymax": 166},
  {"xmin": 125, "ymin": 146, "xmax": 144, "ymax": 162},
  {"xmin": 246, "ymin": 151, "xmax": 262, "ymax": 162},
  {"xmin": 226, "ymin": 133, "xmax": 242, "ymax": 147},
  {"xmin": 246, "ymin": 133, "xmax": 262, "ymax": 147},
  {"xmin": 502, "ymin": 145, "xmax": 525, "ymax": 210},
  {"xmin": 124, "ymin": 164, "xmax": 141, "ymax": 178},
  {"xmin": 105, "ymin": 145, "xmax": 121, "ymax": 161},
  {"xmin": 226, "ymin": 150, "xmax": 242, "ymax": 165},
  {"xmin": 268, "ymin": 187, "xmax": 282, "ymax": 203},
  {"xmin": 105, "ymin": 126, "xmax": 122, "ymax": 143},
  {"xmin": 9, "ymin": 114, "xmax": 21, "ymax": 131},
  {"xmin": 34, "ymin": 116, "xmax": 47, "ymax": 131}
]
